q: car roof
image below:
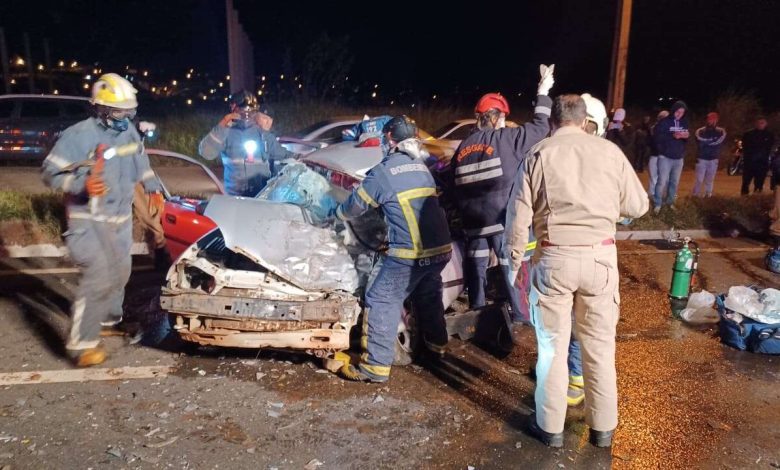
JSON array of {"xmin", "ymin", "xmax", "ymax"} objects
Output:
[{"xmin": 0, "ymin": 94, "xmax": 89, "ymax": 101}]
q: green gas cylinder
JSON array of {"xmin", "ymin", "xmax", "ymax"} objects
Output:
[{"xmin": 669, "ymin": 237, "xmax": 699, "ymax": 316}]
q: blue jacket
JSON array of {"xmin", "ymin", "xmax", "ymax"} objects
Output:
[
  {"xmin": 447, "ymin": 95, "xmax": 552, "ymax": 237},
  {"xmin": 337, "ymin": 145, "xmax": 452, "ymax": 263},
  {"xmin": 41, "ymin": 117, "xmax": 161, "ymax": 221},
  {"xmin": 342, "ymin": 115, "xmax": 393, "ymax": 142},
  {"xmin": 653, "ymin": 102, "xmax": 690, "ymax": 160},
  {"xmin": 695, "ymin": 125, "xmax": 727, "ymax": 160},
  {"xmin": 199, "ymin": 123, "xmax": 292, "ymax": 196}
]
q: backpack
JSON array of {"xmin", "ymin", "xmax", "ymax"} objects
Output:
[{"xmin": 716, "ymin": 295, "xmax": 780, "ymax": 354}]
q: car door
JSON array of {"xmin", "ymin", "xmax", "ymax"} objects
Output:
[{"xmin": 145, "ymin": 149, "xmax": 225, "ymax": 260}]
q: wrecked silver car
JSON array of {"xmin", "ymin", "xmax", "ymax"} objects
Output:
[{"xmin": 161, "ymin": 149, "xmax": 470, "ymax": 361}]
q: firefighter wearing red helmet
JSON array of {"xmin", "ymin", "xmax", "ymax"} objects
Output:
[{"xmin": 446, "ymin": 64, "xmax": 555, "ymax": 325}]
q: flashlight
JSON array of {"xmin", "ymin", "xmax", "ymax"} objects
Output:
[{"xmin": 244, "ymin": 140, "xmax": 258, "ymax": 162}]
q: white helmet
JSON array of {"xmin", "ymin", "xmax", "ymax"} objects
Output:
[
  {"xmin": 581, "ymin": 93, "xmax": 608, "ymax": 137},
  {"xmin": 91, "ymin": 73, "xmax": 138, "ymax": 109}
]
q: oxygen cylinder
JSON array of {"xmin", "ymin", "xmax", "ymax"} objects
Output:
[
  {"xmin": 669, "ymin": 237, "xmax": 699, "ymax": 316},
  {"xmin": 670, "ymin": 241, "xmax": 694, "ymax": 299}
]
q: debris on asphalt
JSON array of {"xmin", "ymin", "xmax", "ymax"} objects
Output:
[
  {"xmin": 315, "ymin": 369, "xmax": 329, "ymax": 374},
  {"xmin": 267, "ymin": 402, "xmax": 285, "ymax": 409},
  {"xmin": 267, "ymin": 410, "xmax": 281, "ymax": 419},
  {"xmin": 183, "ymin": 404, "xmax": 199, "ymax": 413},
  {"xmin": 144, "ymin": 436, "xmax": 179, "ymax": 448},
  {"xmin": 106, "ymin": 447, "xmax": 123, "ymax": 459},
  {"xmin": 706, "ymin": 419, "xmax": 732, "ymax": 431},
  {"xmin": 515, "ymin": 442, "xmax": 522, "ymax": 449},
  {"xmin": 256, "ymin": 372, "xmax": 267, "ymax": 380},
  {"xmin": 246, "ymin": 447, "xmax": 256, "ymax": 454},
  {"xmin": 304, "ymin": 459, "xmax": 324, "ymax": 470},
  {"xmin": 197, "ymin": 370, "xmax": 207, "ymax": 376},
  {"xmin": 156, "ymin": 412, "xmax": 170, "ymax": 420},
  {"xmin": 372, "ymin": 395, "xmax": 385, "ymax": 404},
  {"xmin": 144, "ymin": 427, "xmax": 161, "ymax": 438}
]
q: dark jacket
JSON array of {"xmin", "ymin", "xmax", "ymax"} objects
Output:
[
  {"xmin": 337, "ymin": 144, "xmax": 452, "ymax": 263},
  {"xmin": 695, "ymin": 125, "xmax": 727, "ymax": 160},
  {"xmin": 653, "ymin": 101, "xmax": 690, "ymax": 160},
  {"xmin": 448, "ymin": 95, "xmax": 552, "ymax": 237},
  {"xmin": 742, "ymin": 128, "xmax": 775, "ymax": 167}
]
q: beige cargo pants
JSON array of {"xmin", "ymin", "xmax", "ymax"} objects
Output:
[{"xmin": 530, "ymin": 243, "xmax": 620, "ymax": 434}]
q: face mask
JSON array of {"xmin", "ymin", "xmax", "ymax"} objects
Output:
[{"xmin": 108, "ymin": 117, "xmax": 130, "ymax": 132}]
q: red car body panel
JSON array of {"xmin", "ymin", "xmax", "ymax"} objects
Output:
[{"xmin": 161, "ymin": 200, "xmax": 216, "ymax": 260}]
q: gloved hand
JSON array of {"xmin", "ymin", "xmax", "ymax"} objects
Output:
[
  {"xmin": 537, "ymin": 64, "xmax": 555, "ymax": 96},
  {"xmin": 219, "ymin": 113, "xmax": 240, "ymax": 128},
  {"xmin": 149, "ymin": 192, "xmax": 165, "ymax": 215},
  {"xmin": 85, "ymin": 161, "xmax": 107, "ymax": 197}
]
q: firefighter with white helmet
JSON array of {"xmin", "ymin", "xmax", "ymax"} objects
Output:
[{"xmin": 41, "ymin": 73, "xmax": 162, "ymax": 367}]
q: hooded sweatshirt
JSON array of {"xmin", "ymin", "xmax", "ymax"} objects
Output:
[{"xmin": 653, "ymin": 101, "xmax": 690, "ymax": 160}]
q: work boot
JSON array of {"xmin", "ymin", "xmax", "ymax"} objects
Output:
[
  {"xmin": 339, "ymin": 364, "xmax": 388, "ymax": 383},
  {"xmin": 567, "ymin": 375, "xmax": 585, "ymax": 407},
  {"xmin": 69, "ymin": 346, "xmax": 107, "ymax": 367},
  {"xmin": 527, "ymin": 413, "xmax": 564, "ymax": 448},
  {"xmin": 590, "ymin": 429, "xmax": 614, "ymax": 448}
]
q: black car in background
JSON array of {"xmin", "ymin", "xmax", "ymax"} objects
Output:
[{"xmin": 0, "ymin": 94, "xmax": 91, "ymax": 162}]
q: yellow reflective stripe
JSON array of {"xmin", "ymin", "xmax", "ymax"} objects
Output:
[
  {"xmin": 357, "ymin": 186, "xmax": 379, "ymax": 208},
  {"xmin": 388, "ymin": 244, "xmax": 452, "ymax": 259},
  {"xmin": 397, "ymin": 187, "xmax": 436, "ymax": 255},
  {"xmin": 360, "ymin": 363, "xmax": 391, "ymax": 377},
  {"xmin": 115, "ymin": 142, "xmax": 142, "ymax": 156},
  {"xmin": 526, "ymin": 241, "xmax": 537, "ymax": 251}
]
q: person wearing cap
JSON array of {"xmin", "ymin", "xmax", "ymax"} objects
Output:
[
  {"xmin": 693, "ymin": 112, "xmax": 727, "ymax": 197},
  {"xmin": 653, "ymin": 101, "xmax": 690, "ymax": 213},
  {"xmin": 447, "ymin": 65, "xmax": 554, "ymax": 324},
  {"xmin": 647, "ymin": 110, "xmax": 670, "ymax": 200},
  {"xmin": 335, "ymin": 116, "xmax": 452, "ymax": 383},
  {"xmin": 198, "ymin": 90, "xmax": 294, "ymax": 197},
  {"xmin": 506, "ymin": 94, "xmax": 648, "ymax": 448},
  {"xmin": 41, "ymin": 73, "xmax": 163, "ymax": 367}
]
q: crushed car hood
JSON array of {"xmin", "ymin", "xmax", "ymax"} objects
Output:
[{"xmin": 204, "ymin": 195, "xmax": 359, "ymax": 293}]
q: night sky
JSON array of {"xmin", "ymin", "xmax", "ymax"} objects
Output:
[{"xmin": 1, "ymin": 0, "xmax": 778, "ymax": 108}]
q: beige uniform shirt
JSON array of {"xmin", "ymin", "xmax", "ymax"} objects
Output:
[{"xmin": 507, "ymin": 126, "xmax": 649, "ymax": 263}]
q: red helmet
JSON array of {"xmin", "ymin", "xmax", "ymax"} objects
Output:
[{"xmin": 475, "ymin": 93, "xmax": 509, "ymax": 115}]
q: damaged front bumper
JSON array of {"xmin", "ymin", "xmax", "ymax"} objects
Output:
[{"xmin": 161, "ymin": 288, "xmax": 358, "ymax": 354}]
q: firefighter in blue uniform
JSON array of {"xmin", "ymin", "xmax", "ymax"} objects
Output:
[
  {"xmin": 41, "ymin": 73, "xmax": 163, "ymax": 367},
  {"xmin": 199, "ymin": 90, "xmax": 294, "ymax": 196},
  {"xmin": 336, "ymin": 116, "xmax": 452, "ymax": 382},
  {"xmin": 449, "ymin": 65, "xmax": 555, "ymax": 322}
]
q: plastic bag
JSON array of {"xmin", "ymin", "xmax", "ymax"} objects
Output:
[
  {"xmin": 680, "ymin": 307, "xmax": 720, "ymax": 324},
  {"xmin": 257, "ymin": 162, "xmax": 339, "ymax": 224},
  {"xmin": 686, "ymin": 290, "xmax": 716, "ymax": 310},
  {"xmin": 723, "ymin": 286, "xmax": 762, "ymax": 318},
  {"xmin": 758, "ymin": 288, "xmax": 780, "ymax": 324}
]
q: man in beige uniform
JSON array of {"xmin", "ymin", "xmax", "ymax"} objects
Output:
[{"xmin": 507, "ymin": 94, "xmax": 648, "ymax": 448}]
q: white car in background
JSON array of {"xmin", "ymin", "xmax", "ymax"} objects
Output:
[{"xmin": 279, "ymin": 116, "xmax": 434, "ymax": 155}]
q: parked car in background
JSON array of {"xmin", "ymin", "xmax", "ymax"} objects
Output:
[
  {"xmin": 279, "ymin": 116, "xmax": 433, "ymax": 155},
  {"xmin": 0, "ymin": 94, "xmax": 91, "ymax": 162},
  {"xmin": 278, "ymin": 116, "xmax": 363, "ymax": 155},
  {"xmin": 424, "ymin": 119, "xmax": 520, "ymax": 162}
]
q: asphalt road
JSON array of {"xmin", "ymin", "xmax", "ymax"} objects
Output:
[{"xmin": 0, "ymin": 238, "xmax": 778, "ymax": 469}]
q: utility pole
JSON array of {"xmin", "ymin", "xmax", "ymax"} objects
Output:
[
  {"xmin": 0, "ymin": 28, "xmax": 10, "ymax": 94},
  {"xmin": 23, "ymin": 33, "xmax": 35, "ymax": 93},
  {"xmin": 607, "ymin": 0, "xmax": 633, "ymax": 110},
  {"xmin": 225, "ymin": 0, "xmax": 254, "ymax": 94}
]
